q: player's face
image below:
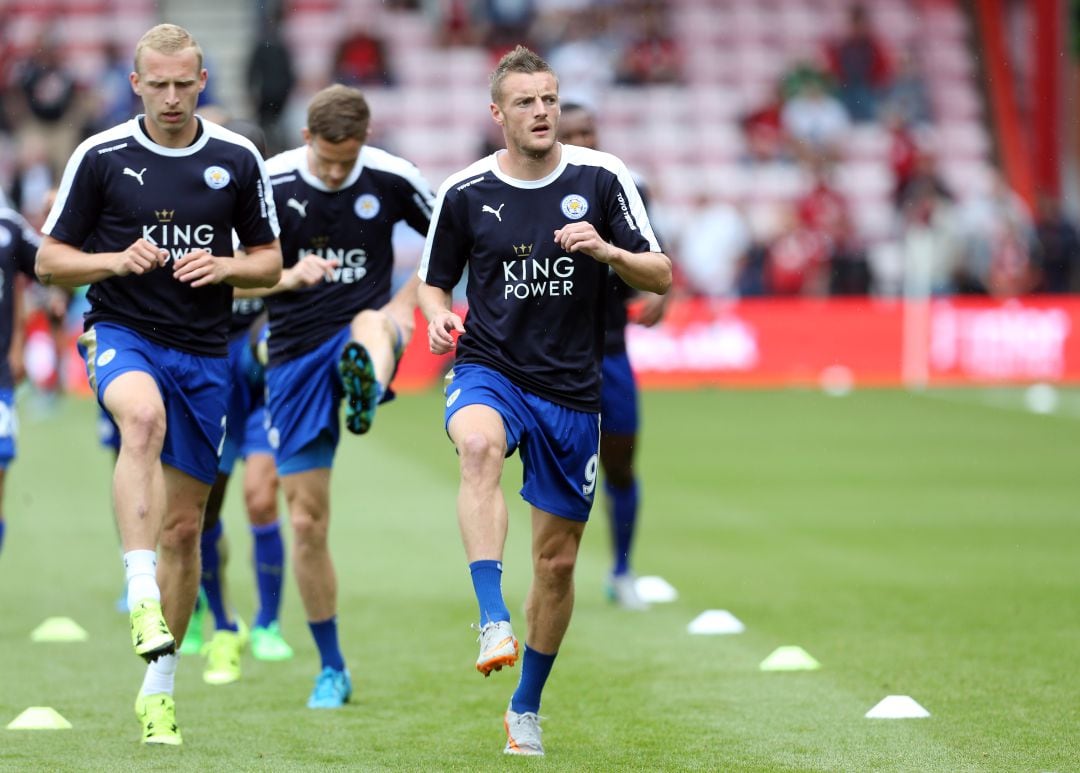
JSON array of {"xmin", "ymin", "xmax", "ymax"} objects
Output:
[
  {"xmin": 304, "ymin": 131, "xmax": 363, "ymax": 190},
  {"xmin": 492, "ymin": 72, "xmax": 560, "ymax": 159},
  {"xmin": 130, "ymin": 47, "xmax": 206, "ymax": 147},
  {"xmin": 558, "ymin": 110, "xmax": 597, "ymax": 150}
]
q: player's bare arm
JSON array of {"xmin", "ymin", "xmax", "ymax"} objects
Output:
[
  {"xmin": 553, "ymin": 222, "xmax": 672, "ymax": 295},
  {"xmin": 233, "ymin": 252, "xmax": 338, "ymax": 298},
  {"xmin": 36, "ymin": 235, "xmax": 167, "ymax": 287},
  {"xmin": 418, "ymin": 281, "xmax": 464, "ymax": 355},
  {"xmin": 174, "ymin": 240, "xmax": 283, "ymax": 289}
]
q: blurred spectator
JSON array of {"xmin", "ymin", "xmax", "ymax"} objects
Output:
[
  {"xmin": 1030, "ymin": 195, "xmax": 1080, "ymax": 294},
  {"xmin": 6, "ymin": 29, "xmax": 85, "ymax": 179},
  {"xmin": 740, "ymin": 88, "xmax": 792, "ymax": 165},
  {"xmin": 894, "ymin": 148, "xmax": 959, "ymax": 295},
  {"xmin": 332, "ymin": 26, "xmax": 394, "ymax": 86},
  {"xmin": 677, "ymin": 192, "xmax": 751, "ymax": 298},
  {"xmin": 83, "ymin": 41, "xmax": 138, "ymax": 138},
  {"xmin": 780, "ymin": 77, "xmax": 851, "ymax": 163},
  {"xmin": 545, "ymin": 8, "xmax": 617, "ymax": 105},
  {"xmin": 430, "ymin": 0, "xmax": 481, "ymax": 47},
  {"xmin": 797, "ymin": 160, "xmax": 870, "ymax": 294},
  {"xmin": 765, "ymin": 212, "xmax": 830, "ymax": 296},
  {"xmin": 953, "ymin": 172, "xmax": 1034, "ymax": 296},
  {"xmin": 477, "ymin": 0, "xmax": 538, "ymax": 58},
  {"xmin": 615, "ymin": 4, "xmax": 683, "ymax": 86},
  {"xmin": 884, "ymin": 108, "xmax": 920, "ymax": 198},
  {"xmin": 824, "ymin": 4, "xmax": 892, "ymax": 122},
  {"xmin": 247, "ymin": 5, "xmax": 296, "ymax": 156},
  {"xmin": 9, "ymin": 135, "xmax": 52, "ymax": 228},
  {"xmin": 882, "ymin": 46, "xmax": 932, "ymax": 127}
]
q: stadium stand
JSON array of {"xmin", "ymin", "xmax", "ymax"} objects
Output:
[{"xmin": 0, "ymin": 0, "xmax": 997, "ymax": 296}]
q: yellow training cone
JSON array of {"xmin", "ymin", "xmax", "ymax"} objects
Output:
[
  {"xmin": 30, "ymin": 617, "xmax": 88, "ymax": 642},
  {"xmin": 759, "ymin": 645, "xmax": 821, "ymax": 671},
  {"xmin": 7, "ymin": 707, "xmax": 72, "ymax": 730}
]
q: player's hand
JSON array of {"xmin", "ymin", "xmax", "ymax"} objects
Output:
[
  {"xmin": 281, "ymin": 253, "xmax": 338, "ymax": 291},
  {"xmin": 173, "ymin": 249, "xmax": 229, "ymax": 287},
  {"xmin": 428, "ymin": 310, "xmax": 464, "ymax": 355},
  {"xmin": 553, "ymin": 221, "xmax": 614, "ymax": 263},
  {"xmin": 113, "ymin": 238, "xmax": 167, "ymax": 277},
  {"xmin": 635, "ymin": 291, "xmax": 669, "ymax": 327}
]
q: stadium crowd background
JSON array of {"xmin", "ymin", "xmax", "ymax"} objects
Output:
[{"xmin": 0, "ymin": 0, "xmax": 1078, "ymax": 392}]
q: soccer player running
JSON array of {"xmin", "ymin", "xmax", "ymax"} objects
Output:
[
  {"xmin": 35, "ymin": 24, "xmax": 282, "ymax": 745},
  {"xmin": 418, "ymin": 46, "xmax": 671, "ymax": 756},
  {"xmin": 557, "ymin": 102, "xmax": 669, "ymax": 611},
  {"xmin": 256, "ymin": 84, "xmax": 434, "ymax": 708},
  {"xmin": 0, "ymin": 204, "xmax": 44, "ymax": 562}
]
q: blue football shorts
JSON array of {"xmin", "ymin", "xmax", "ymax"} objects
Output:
[
  {"xmin": 78, "ymin": 322, "xmax": 229, "ymax": 485},
  {"xmin": 444, "ymin": 363, "xmax": 600, "ymax": 522},
  {"xmin": 0, "ymin": 387, "xmax": 18, "ymax": 469},
  {"xmin": 266, "ymin": 321, "xmax": 407, "ymax": 475},
  {"xmin": 600, "ymin": 351, "xmax": 640, "ymax": 436},
  {"xmin": 218, "ymin": 331, "xmax": 273, "ymax": 474}
]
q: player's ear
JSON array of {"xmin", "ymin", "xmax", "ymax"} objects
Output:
[
  {"xmin": 301, "ymin": 127, "xmax": 312, "ymax": 145},
  {"xmin": 197, "ymin": 68, "xmax": 208, "ymax": 93},
  {"xmin": 129, "ymin": 72, "xmax": 141, "ymax": 96},
  {"xmin": 490, "ymin": 102, "xmax": 504, "ymax": 127}
]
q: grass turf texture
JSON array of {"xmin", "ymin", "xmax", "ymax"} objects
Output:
[{"xmin": 1, "ymin": 387, "xmax": 1078, "ymax": 771}]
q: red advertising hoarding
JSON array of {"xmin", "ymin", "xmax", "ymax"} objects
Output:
[{"xmin": 393, "ymin": 296, "xmax": 1080, "ymax": 392}]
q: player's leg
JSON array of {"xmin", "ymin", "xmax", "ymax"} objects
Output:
[
  {"xmin": 199, "ymin": 471, "xmax": 247, "ymax": 685},
  {"xmin": 265, "ymin": 327, "xmax": 351, "ymax": 705},
  {"xmin": 598, "ymin": 351, "xmax": 647, "ymax": 609},
  {"xmin": 503, "ymin": 510, "xmax": 586, "ymax": 757},
  {"xmin": 101, "ymin": 370, "xmax": 173, "ymax": 661},
  {"xmin": 503, "ymin": 399, "xmax": 598, "ymax": 756},
  {"xmin": 338, "ymin": 276, "xmax": 416, "ymax": 435},
  {"xmin": 281, "ymin": 463, "xmax": 350, "ymax": 707},
  {"xmin": 135, "ymin": 346, "xmax": 228, "ymax": 745},
  {"xmin": 448, "ymin": 400, "xmax": 517, "ymax": 676},
  {"xmin": 136, "ymin": 465, "xmax": 208, "ymax": 746},
  {"xmin": 245, "ymin": 450, "xmax": 293, "ymax": 660}
]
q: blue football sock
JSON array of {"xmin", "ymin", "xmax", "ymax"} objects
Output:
[
  {"xmin": 606, "ymin": 479, "xmax": 639, "ymax": 576},
  {"xmin": 199, "ymin": 521, "xmax": 237, "ymax": 632},
  {"xmin": 0, "ymin": 518, "xmax": 5, "ymax": 556},
  {"xmin": 510, "ymin": 645, "xmax": 557, "ymax": 715},
  {"xmin": 251, "ymin": 521, "xmax": 285, "ymax": 629},
  {"xmin": 469, "ymin": 560, "xmax": 510, "ymax": 626},
  {"xmin": 308, "ymin": 616, "xmax": 345, "ymax": 671}
]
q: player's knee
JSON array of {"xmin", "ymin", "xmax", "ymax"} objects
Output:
[
  {"xmin": 117, "ymin": 404, "xmax": 166, "ymax": 454},
  {"xmin": 458, "ymin": 432, "xmax": 503, "ymax": 478},
  {"xmin": 534, "ymin": 549, "xmax": 576, "ymax": 587},
  {"xmin": 244, "ymin": 486, "xmax": 277, "ymax": 524},
  {"xmin": 289, "ymin": 509, "xmax": 327, "ymax": 547},
  {"xmin": 161, "ymin": 513, "xmax": 201, "ymax": 553}
]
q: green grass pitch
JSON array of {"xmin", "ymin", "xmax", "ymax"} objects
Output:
[{"xmin": 1, "ymin": 387, "xmax": 1078, "ymax": 771}]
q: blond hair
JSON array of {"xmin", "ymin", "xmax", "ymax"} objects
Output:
[
  {"xmin": 134, "ymin": 24, "xmax": 203, "ymax": 73},
  {"xmin": 489, "ymin": 45, "xmax": 557, "ymax": 104},
  {"xmin": 307, "ymin": 84, "xmax": 371, "ymax": 143}
]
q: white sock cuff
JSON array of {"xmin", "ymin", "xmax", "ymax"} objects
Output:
[{"xmin": 123, "ymin": 550, "xmax": 157, "ymax": 580}]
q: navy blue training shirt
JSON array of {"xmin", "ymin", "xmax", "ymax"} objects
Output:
[
  {"xmin": 263, "ymin": 144, "xmax": 434, "ymax": 366},
  {"xmin": 43, "ymin": 115, "xmax": 280, "ymax": 357},
  {"xmin": 419, "ymin": 144, "xmax": 661, "ymax": 412}
]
